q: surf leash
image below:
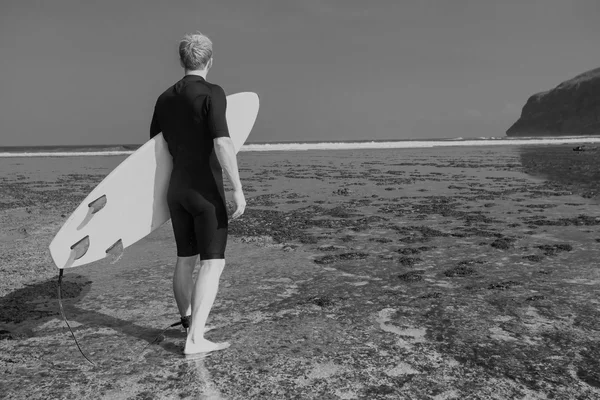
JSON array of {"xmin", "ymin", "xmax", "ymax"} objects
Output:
[
  {"xmin": 57, "ymin": 269, "xmax": 96, "ymax": 367},
  {"xmin": 135, "ymin": 322, "xmax": 180, "ymax": 360},
  {"xmin": 58, "ymin": 270, "xmax": 190, "ymax": 364},
  {"xmin": 136, "ymin": 316, "xmax": 190, "ymax": 359}
]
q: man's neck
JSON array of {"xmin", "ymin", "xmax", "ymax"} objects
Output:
[{"xmin": 184, "ymin": 69, "xmax": 208, "ymax": 79}]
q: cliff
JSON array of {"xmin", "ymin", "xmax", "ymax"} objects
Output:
[{"xmin": 506, "ymin": 67, "xmax": 600, "ymax": 136}]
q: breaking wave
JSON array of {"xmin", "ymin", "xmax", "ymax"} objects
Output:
[{"xmin": 2, "ymin": 136, "xmax": 600, "ymax": 157}]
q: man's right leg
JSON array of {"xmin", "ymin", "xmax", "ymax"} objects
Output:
[{"xmin": 184, "ymin": 258, "xmax": 230, "ymax": 355}]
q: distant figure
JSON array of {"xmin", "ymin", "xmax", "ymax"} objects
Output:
[{"xmin": 150, "ymin": 32, "xmax": 246, "ymax": 355}]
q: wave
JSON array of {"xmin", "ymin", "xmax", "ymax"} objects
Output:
[
  {"xmin": 0, "ymin": 151, "xmax": 135, "ymax": 158},
  {"xmin": 0, "ymin": 143, "xmax": 140, "ymax": 157},
  {"xmin": 240, "ymin": 137, "xmax": 600, "ymax": 152},
  {"xmin": 2, "ymin": 136, "xmax": 600, "ymax": 157}
]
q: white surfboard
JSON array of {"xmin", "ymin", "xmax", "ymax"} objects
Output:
[{"xmin": 49, "ymin": 92, "xmax": 259, "ymax": 269}]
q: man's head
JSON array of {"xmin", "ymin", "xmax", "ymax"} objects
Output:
[{"xmin": 179, "ymin": 32, "xmax": 213, "ymax": 71}]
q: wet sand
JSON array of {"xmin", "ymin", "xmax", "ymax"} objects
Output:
[{"xmin": 1, "ymin": 145, "xmax": 600, "ymax": 399}]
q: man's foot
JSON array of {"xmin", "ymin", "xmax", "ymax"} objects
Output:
[
  {"xmin": 178, "ymin": 316, "xmax": 215, "ymax": 334},
  {"xmin": 183, "ymin": 337, "xmax": 230, "ymax": 355},
  {"xmin": 182, "ymin": 326, "xmax": 216, "ymax": 335},
  {"xmin": 180, "ymin": 315, "xmax": 192, "ymax": 329}
]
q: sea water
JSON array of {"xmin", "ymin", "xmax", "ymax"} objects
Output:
[{"xmin": 2, "ymin": 136, "xmax": 600, "ymax": 157}]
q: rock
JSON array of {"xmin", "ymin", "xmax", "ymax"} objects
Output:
[
  {"xmin": 398, "ymin": 270, "xmax": 424, "ymax": 282},
  {"xmin": 16, "ymin": 227, "xmax": 29, "ymax": 238},
  {"xmin": 506, "ymin": 67, "xmax": 600, "ymax": 136},
  {"xmin": 572, "ymin": 145, "xmax": 597, "ymax": 152},
  {"xmin": 333, "ymin": 188, "xmax": 352, "ymax": 196},
  {"xmin": 237, "ymin": 235, "xmax": 277, "ymax": 247},
  {"xmin": 0, "ymin": 329, "xmax": 13, "ymax": 340}
]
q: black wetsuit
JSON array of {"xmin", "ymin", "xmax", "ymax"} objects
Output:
[{"xmin": 150, "ymin": 75, "xmax": 229, "ymax": 259}]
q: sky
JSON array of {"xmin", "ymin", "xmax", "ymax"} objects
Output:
[{"xmin": 1, "ymin": 0, "xmax": 599, "ymax": 146}]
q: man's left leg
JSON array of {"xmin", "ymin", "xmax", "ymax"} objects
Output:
[{"xmin": 173, "ymin": 255, "xmax": 198, "ymax": 319}]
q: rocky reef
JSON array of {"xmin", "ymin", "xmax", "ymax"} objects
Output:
[
  {"xmin": 506, "ymin": 67, "xmax": 600, "ymax": 136},
  {"xmin": 3, "ymin": 148, "xmax": 600, "ymax": 398}
]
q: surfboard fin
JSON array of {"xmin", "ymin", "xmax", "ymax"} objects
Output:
[
  {"xmin": 77, "ymin": 195, "xmax": 107, "ymax": 231},
  {"xmin": 62, "ymin": 235, "xmax": 90, "ymax": 269},
  {"xmin": 106, "ymin": 239, "xmax": 124, "ymax": 264}
]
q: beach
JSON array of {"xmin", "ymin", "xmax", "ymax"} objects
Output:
[{"xmin": 1, "ymin": 144, "xmax": 600, "ymax": 399}]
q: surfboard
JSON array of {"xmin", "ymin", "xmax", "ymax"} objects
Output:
[{"xmin": 49, "ymin": 92, "xmax": 259, "ymax": 269}]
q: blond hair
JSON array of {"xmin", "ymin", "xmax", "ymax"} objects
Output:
[{"xmin": 179, "ymin": 32, "xmax": 213, "ymax": 70}]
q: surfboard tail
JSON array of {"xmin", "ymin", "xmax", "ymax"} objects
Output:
[{"xmin": 54, "ymin": 235, "xmax": 90, "ymax": 269}]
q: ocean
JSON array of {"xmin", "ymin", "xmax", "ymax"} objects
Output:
[{"xmin": 2, "ymin": 136, "xmax": 600, "ymax": 157}]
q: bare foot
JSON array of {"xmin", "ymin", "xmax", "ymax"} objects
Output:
[
  {"xmin": 184, "ymin": 336, "xmax": 230, "ymax": 355},
  {"xmin": 184, "ymin": 326, "xmax": 215, "ymax": 335}
]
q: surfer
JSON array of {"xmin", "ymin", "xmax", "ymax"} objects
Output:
[{"xmin": 150, "ymin": 32, "xmax": 246, "ymax": 355}]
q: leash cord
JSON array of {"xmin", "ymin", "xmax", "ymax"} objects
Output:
[
  {"xmin": 57, "ymin": 270, "xmax": 185, "ymax": 365},
  {"xmin": 57, "ymin": 269, "xmax": 96, "ymax": 367},
  {"xmin": 135, "ymin": 321, "xmax": 182, "ymax": 360}
]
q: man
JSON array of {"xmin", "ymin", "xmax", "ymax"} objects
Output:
[{"xmin": 150, "ymin": 32, "xmax": 246, "ymax": 355}]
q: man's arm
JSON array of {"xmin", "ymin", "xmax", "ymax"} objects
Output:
[
  {"xmin": 214, "ymin": 137, "xmax": 242, "ymax": 191},
  {"xmin": 208, "ymin": 86, "xmax": 246, "ymax": 219}
]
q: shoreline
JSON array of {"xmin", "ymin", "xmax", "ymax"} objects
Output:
[{"xmin": 2, "ymin": 136, "xmax": 600, "ymax": 157}]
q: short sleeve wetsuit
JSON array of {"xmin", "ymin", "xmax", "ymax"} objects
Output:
[{"xmin": 150, "ymin": 75, "xmax": 229, "ymax": 260}]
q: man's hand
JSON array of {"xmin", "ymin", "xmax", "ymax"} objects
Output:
[
  {"xmin": 213, "ymin": 137, "xmax": 245, "ymax": 219},
  {"xmin": 231, "ymin": 188, "xmax": 246, "ymax": 219}
]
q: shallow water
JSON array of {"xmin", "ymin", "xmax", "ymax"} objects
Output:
[{"xmin": 1, "ymin": 145, "xmax": 600, "ymax": 399}]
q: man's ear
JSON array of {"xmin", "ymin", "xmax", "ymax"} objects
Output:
[{"xmin": 207, "ymin": 58, "xmax": 213, "ymax": 70}]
